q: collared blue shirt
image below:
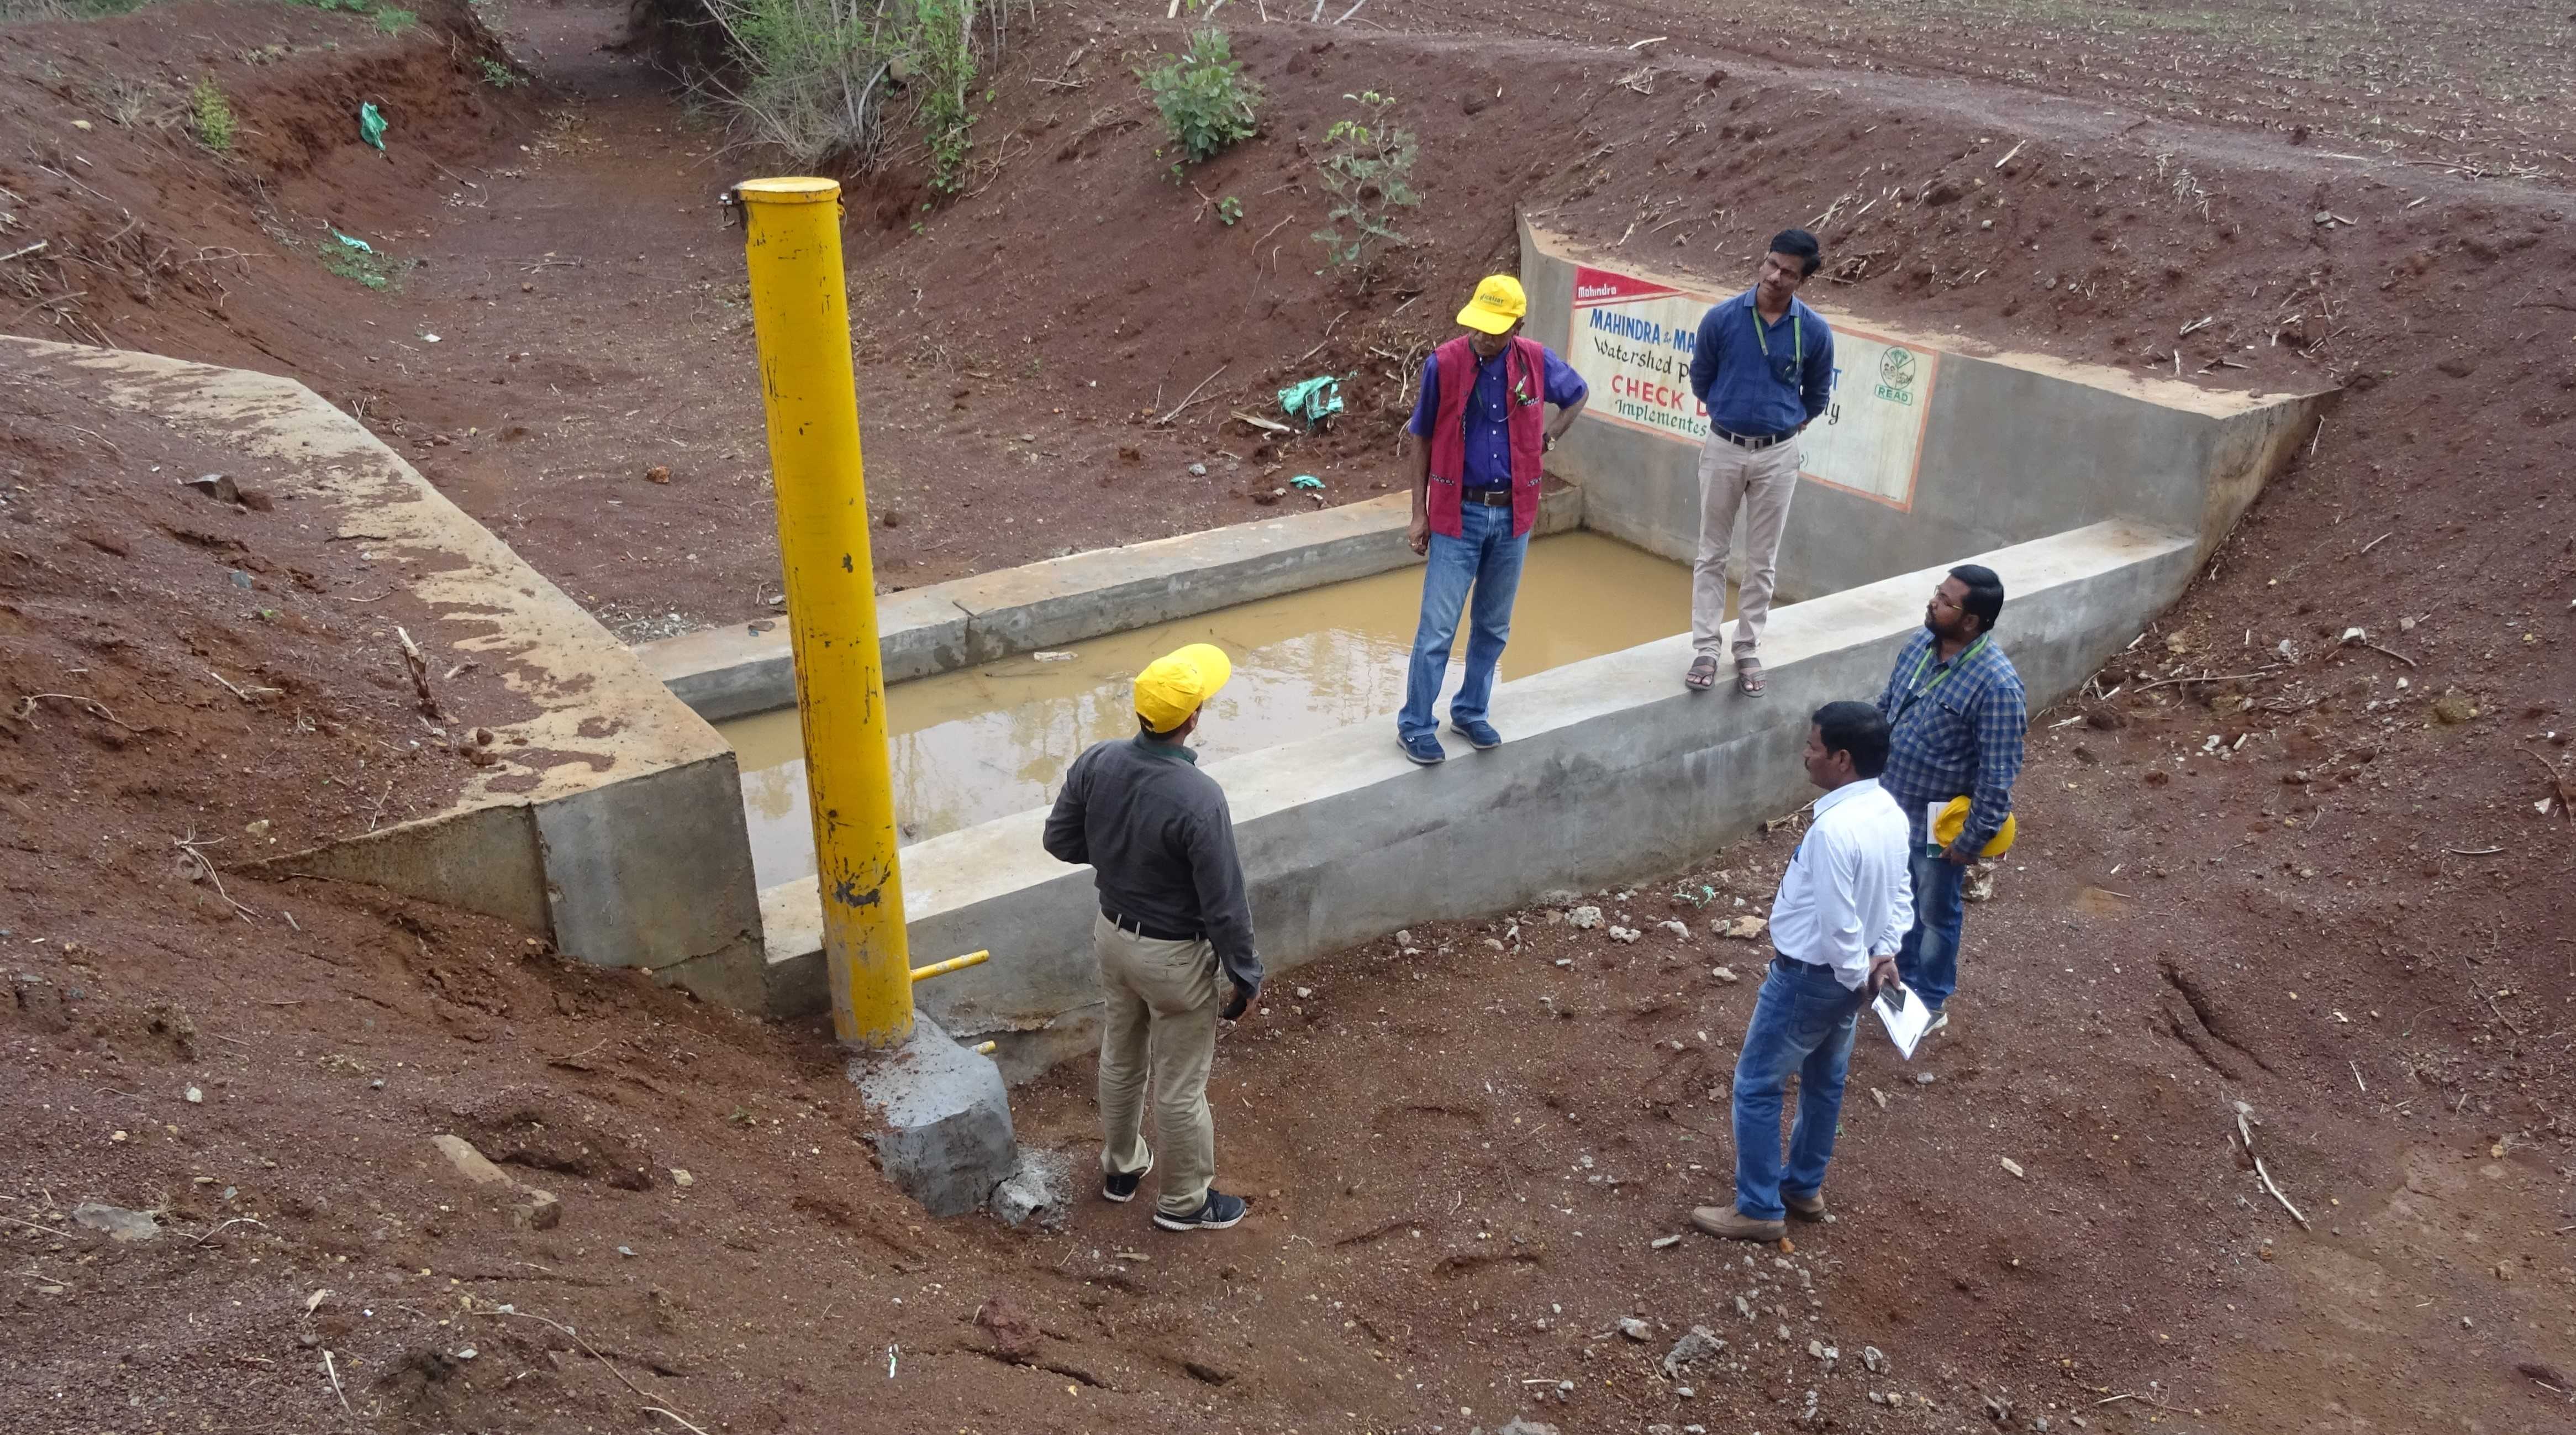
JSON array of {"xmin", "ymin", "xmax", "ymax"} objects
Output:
[
  {"xmin": 1874, "ymin": 629, "xmax": 2027, "ymax": 854},
  {"xmin": 1406, "ymin": 343, "xmax": 1588, "ymax": 490},
  {"xmin": 1687, "ymin": 290, "xmax": 1835, "ymax": 436}
]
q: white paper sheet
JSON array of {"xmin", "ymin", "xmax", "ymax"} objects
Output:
[{"xmin": 1873, "ymin": 982, "xmax": 1933, "ymax": 1060}]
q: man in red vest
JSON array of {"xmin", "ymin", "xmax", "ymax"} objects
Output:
[{"xmin": 1396, "ymin": 275, "xmax": 1589, "ymax": 765}]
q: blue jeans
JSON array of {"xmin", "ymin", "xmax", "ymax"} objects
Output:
[
  {"xmin": 1731, "ymin": 956, "xmax": 1867, "ymax": 1221},
  {"xmin": 1398, "ymin": 501, "xmax": 1527, "ymax": 740},
  {"xmin": 1895, "ymin": 848, "xmax": 1967, "ymax": 1011}
]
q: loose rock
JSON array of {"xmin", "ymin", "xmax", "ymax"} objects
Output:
[
  {"xmin": 1567, "ymin": 907, "xmax": 1604, "ymax": 931},
  {"xmin": 1662, "ymin": 1324, "xmax": 1724, "ymax": 1376},
  {"xmin": 1710, "ymin": 965, "xmax": 1741, "ymax": 984},
  {"xmin": 72, "ymin": 1202, "xmax": 159, "ymax": 1242},
  {"xmin": 1608, "ymin": 926, "xmax": 1641, "ymax": 944},
  {"xmin": 1618, "ymin": 1316, "xmax": 1652, "ymax": 1341}
]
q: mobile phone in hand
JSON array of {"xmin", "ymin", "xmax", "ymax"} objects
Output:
[{"xmin": 1221, "ymin": 982, "xmax": 1253, "ymax": 1021}]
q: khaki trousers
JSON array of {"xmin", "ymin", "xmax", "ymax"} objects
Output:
[
  {"xmin": 1692, "ymin": 432, "xmax": 1801, "ymax": 660},
  {"xmin": 1094, "ymin": 913, "xmax": 1221, "ymax": 1216}
]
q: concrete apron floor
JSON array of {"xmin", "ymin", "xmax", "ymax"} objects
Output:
[{"xmin": 762, "ymin": 519, "xmax": 2199, "ymax": 1081}]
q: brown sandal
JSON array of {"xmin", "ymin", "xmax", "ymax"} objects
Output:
[
  {"xmin": 1684, "ymin": 654, "xmax": 1720, "ymax": 692},
  {"xmin": 1735, "ymin": 655, "xmax": 1767, "ymax": 697}
]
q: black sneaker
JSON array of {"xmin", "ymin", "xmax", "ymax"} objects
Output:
[
  {"xmin": 1102, "ymin": 1149, "xmax": 1153, "ymax": 1204},
  {"xmin": 1152, "ymin": 1189, "xmax": 1247, "ymax": 1232}
]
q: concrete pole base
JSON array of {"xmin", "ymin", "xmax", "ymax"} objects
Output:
[{"xmin": 849, "ymin": 1015, "xmax": 1018, "ymax": 1218}]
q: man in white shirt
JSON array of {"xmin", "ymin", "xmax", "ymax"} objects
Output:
[{"xmin": 1693, "ymin": 701, "xmax": 1914, "ymax": 1242}]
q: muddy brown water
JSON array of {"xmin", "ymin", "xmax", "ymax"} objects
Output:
[{"xmin": 723, "ymin": 533, "xmax": 1701, "ymax": 887}]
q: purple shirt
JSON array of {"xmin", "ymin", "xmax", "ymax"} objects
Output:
[{"xmin": 1406, "ymin": 344, "xmax": 1588, "ymax": 490}]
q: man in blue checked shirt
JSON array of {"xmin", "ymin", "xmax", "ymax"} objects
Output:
[{"xmin": 1874, "ymin": 564, "xmax": 2027, "ymax": 1031}]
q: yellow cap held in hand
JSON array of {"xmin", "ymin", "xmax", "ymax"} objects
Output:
[
  {"xmin": 1933, "ymin": 796, "xmax": 2017, "ymax": 857},
  {"xmin": 1456, "ymin": 274, "xmax": 1528, "ymax": 335},
  {"xmin": 1134, "ymin": 643, "xmax": 1233, "ymax": 734}
]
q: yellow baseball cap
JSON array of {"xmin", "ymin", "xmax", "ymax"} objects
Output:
[
  {"xmin": 1932, "ymin": 796, "xmax": 2017, "ymax": 857},
  {"xmin": 1134, "ymin": 643, "xmax": 1232, "ymax": 734},
  {"xmin": 1456, "ymin": 274, "xmax": 1528, "ymax": 335}
]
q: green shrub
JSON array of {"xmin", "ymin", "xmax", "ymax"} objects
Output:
[
  {"xmin": 909, "ymin": 0, "xmax": 976, "ymax": 194},
  {"xmin": 476, "ymin": 56, "xmax": 522, "ymax": 87},
  {"xmin": 319, "ymin": 238, "xmax": 414, "ymax": 291},
  {"xmin": 1310, "ymin": 90, "xmax": 1418, "ymax": 282},
  {"xmin": 698, "ymin": 0, "xmax": 1003, "ymax": 187},
  {"xmin": 189, "ymin": 78, "xmax": 235, "ymax": 151},
  {"xmin": 371, "ymin": 5, "xmax": 415, "ymax": 32},
  {"xmin": 1137, "ymin": 26, "xmax": 1259, "ymax": 164}
]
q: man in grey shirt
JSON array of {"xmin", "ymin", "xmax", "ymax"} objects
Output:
[{"xmin": 1043, "ymin": 643, "xmax": 1260, "ymax": 1232}]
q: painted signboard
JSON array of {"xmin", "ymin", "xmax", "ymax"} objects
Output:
[{"xmin": 1567, "ymin": 265, "xmax": 1938, "ymax": 509}]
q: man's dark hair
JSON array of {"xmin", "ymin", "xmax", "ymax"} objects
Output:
[
  {"xmin": 1949, "ymin": 563, "xmax": 2005, "ymax": 634},
  {"xmin": 1812, "ymin": 700, "xmax": 1891, "ymax": 779},
  {"xmin": 1769, "ymin": 228, "xmax": 1823, "ymax": 278}
]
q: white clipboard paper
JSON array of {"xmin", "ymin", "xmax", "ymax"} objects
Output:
[{"xmin": 1873, "ymin": 982, "xmax": 1932, "ymax": 1060}]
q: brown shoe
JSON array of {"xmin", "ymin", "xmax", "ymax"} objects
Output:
[
  {"xmin": 1690, "ymin": 1204, "xmax": 1786, "ymax": 1242},
  {"xmin": 1783, "ymin": 1191, "xmax": 1828, "ymax": 1221}
]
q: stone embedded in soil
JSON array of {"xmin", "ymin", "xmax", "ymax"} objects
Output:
[
  {"xmin": 431, "ymin": 1133, "xmax": 562, "ymax": 1229},
  {"xmin": 1567, "ymin": 906, "xmax": 1604, "ymax": 930},
  {"xmin": 1618, "ymin": 1316, "xmax": 1652, "ymax": 1341},
  {"xmin": 1662, "ymin": 1324, "xmax": 1724, "ymax": 1375},
  {"xmin": 71, "ymin": 1202, "xmax": 159, "ymax": 1242},
  {"xmin": 976, "ymin": 1296, "xmax": 1043, "ymax": 1363},
  {"xmin": 1711, "ymin": 965, "xmax": 1741, "ymax": 984}
]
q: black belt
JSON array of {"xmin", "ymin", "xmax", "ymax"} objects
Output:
[
  {"xmin": 1461, "ymin": 487, "xmax": 1513, "ymax": 507},
  {"xmin": 1104, "ymin": 907, "xmax": 1203, "ymax": 943},
  {"xmin": 1712, "ymin": 425, "xmax": 1794, "ymax": 451},
  {"xmin": 1772, "ymin": 949, "xmax": 1837, "ymax": 976}
]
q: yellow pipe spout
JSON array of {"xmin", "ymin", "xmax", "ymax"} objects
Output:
[
  {"xmin": 909, "ymin": 950, "xmax": 991, "ymax": 984},
  {"xmin": 737, "ymin": 176, "xmax": 912, "ymax": 1049}
]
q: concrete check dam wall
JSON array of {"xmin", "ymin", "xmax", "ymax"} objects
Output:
[{"xmin": 29, "ymin": 222, "xmax": 2329, "ymax": 1079}]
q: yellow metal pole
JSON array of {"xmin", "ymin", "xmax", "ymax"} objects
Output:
[{"xmin": 737, "ymin": 176, "xmax": 912, "ymax": 1049}]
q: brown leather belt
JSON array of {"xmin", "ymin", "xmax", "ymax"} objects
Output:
[{"xmin": 1462, "ymin": 488, "xmax": 1513, "ymax": 507}]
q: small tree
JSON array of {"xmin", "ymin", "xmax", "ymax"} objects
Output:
[
  {"xmin": 1137, "ymin": 26, "xmax": 1261, "ymax": 164},
  {"xmin": 1310, "ymin": 91, "xmax": 1418, "ymax": 283}
]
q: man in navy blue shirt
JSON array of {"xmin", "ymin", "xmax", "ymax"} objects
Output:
[
  {"xmin": 1683, "ymin": 229, "xmax": 1834, "ymax": 698},
  {"xmin": 1396, "ymin": 275, "xmax": 1589, "ymax": 765}
]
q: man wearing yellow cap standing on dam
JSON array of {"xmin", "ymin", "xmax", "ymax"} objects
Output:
[
  {"xmin": 1397, "ymin": 274, "xmax": 1590, "ymax": 766},
  {"xmin": 1042, "ymin": 643, "xmax": 1262, "ymax": 1232}
]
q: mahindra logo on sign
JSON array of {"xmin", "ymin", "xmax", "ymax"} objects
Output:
[{"xmin": 1575, "ymin": 283, "xmax": 1624, "ymax": 299}]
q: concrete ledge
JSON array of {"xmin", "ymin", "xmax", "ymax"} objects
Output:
[
  {"xmin": 639, "ymin": 587, "xmax": 973, "ymax": 724},
  {"xmin": 640, "ymin": 484, "xmax": 1584, "ymax": 722},
  {"xmin": 7, "ymin": 336, "xmax": 766, "ymax": 1003},
  {"xmin": 762, "ymin": 520, "xmax": 2195, "ymax": 1069}
]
